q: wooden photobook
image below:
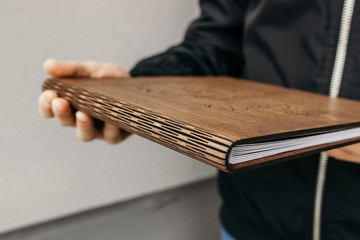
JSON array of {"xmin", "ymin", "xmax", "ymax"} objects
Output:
[{"xmin": 43, "ymin": 77, "xmax": 360, "ymax": 173}]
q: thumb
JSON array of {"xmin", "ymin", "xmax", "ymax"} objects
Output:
[
  {"xmin": 43, "ymin": 59, "xmax": 91, "ymax": 77},
  {"xmin": 43, "ymin": 59, "xmax": 130, "ymax": 78}
]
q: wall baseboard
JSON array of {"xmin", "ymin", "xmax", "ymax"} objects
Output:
[{"xmin": 1, "ymin": 178, "xmax": 220, "ymax": 240}]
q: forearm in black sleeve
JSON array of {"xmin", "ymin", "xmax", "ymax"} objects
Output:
[{"xmin": 130, "ymin": 0, "xmax": 246, "ymax": 77}]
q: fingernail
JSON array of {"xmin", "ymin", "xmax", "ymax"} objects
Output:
[
  {"xmin": 43, "ymin": 59, "xmax": 56, "ymax": 70},
  {"xmin": 76, "ymin": 111, "xmax": 87, "ymax": 122},
  {"xmin": 43, "ymin": 92, "xmax": 54, "ymax": 106},
  {"xmin": 52, "ymin": 98, "xmax": 63, "ymax": 111}
]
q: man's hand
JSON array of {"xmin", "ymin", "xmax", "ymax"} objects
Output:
[
  {"xmin": 38, "ymin": 59, "xmax": 131, "ymax": 144},
  {"xmin": 327, "ymin": 142, "xmax": 360, "ymax": 164}
]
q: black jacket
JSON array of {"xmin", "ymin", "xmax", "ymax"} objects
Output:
[{"xmin": 131, "ymin": 0, "xmax": 360, "ymax": 239}]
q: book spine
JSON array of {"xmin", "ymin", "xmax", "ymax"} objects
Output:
[{"xmin": 43, "ymin": 79, "xmax": 232, "ymax": 172}]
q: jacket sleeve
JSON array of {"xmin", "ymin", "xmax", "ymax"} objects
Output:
[{"xmin": 130, "ymin": 0, "xmax": 247, "ymax": 77}]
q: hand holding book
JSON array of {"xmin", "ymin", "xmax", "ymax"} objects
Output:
[
  {"xmin": 39, "ymin": 59, "xmax": 360, "ymax": 169},
  {"xmin": 39, "ymin": 59, "xmax": 131, "ymax": 143}
]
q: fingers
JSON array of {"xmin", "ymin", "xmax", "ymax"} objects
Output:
[
  {"xmin": 39, "ymin": 90, "xmax": 75, "ymax": 126},
  {"xmin": 340, "ymin": 142, "xmax": 360, "ymax": 153},
  {"xmin": 43, "ymin": 59, "xmax": 131, "ymax": 78},
  {"xmin": 327, "ymin": 148, "xmax": 360, "ymax": 164},
  {"xmin": 102, "ymin": 122, "xmax": 131, "ymax": 144},
  {"xmin": 52, "ymin": 98, "xmax": 75, "ymax": 126},
  {"xmin": 75, "ymin": 113, "xmax": 131, "ymax": 143},
  {"xmin": 38, "ymin": 90, "xmax": 58, "ymax": 118},
  {"xmin": 42, "ymin": 58, "xmax": 131, "ymax": 144},
  {"xmin": 327, "ymin": 143, "xmax": 360, "ymax": 164},
  {"xmin": 44, "ymin": 59, "xmax": 90, "ymax": 77},
  {"xmin": 76, "ymin": 111, "xmax": 98, "ymax": 142},
  {"xmin": 39, "ymin": 91, "xmax": 130, "ymax": 143},
  {"xmin": 90, "ymin": 62, "xmax": 131, "ymax": 78}
]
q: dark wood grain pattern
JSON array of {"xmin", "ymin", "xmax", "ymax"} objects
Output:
[{"xmin": 42, "ymin": 77, "xmax": 360, "ymax": 172}]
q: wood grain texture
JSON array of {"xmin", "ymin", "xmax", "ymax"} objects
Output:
[{"xmin": 43, "ymin": 76, "xmax": 360, "ymax": 172}]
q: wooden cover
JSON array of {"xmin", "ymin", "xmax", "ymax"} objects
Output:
[{"xmin": 43, "ymin": 77, "xmax": 360, "ymax": 172}]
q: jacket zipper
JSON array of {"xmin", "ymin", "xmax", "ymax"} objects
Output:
[{"xmin": 312, "ymin": 1, "xmax": 356, "ymax": 240}]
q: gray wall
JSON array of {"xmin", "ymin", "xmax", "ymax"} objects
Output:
[
  {"xmin": 1, "ymin": 179, "xmax": 221, "ymax": 240},
  {"xmin": 0, "ymin": 0, "xmax": 216, "ymax": 233}
]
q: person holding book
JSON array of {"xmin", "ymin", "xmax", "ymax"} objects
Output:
[{"xmin": 38, "ymin": 0, "xmax": 360, "ymax": 239}]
